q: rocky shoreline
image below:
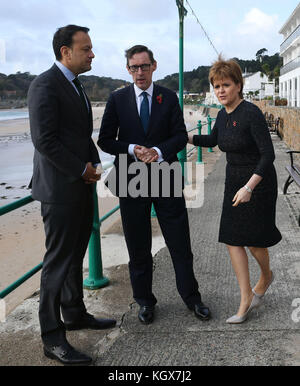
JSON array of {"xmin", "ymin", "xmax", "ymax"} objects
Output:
[{"xmin": 0, "ymin": 100, "xmax": 27, "ymax": 109}]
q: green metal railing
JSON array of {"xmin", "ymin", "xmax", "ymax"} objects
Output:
[
  {"xmin": 187, "ymin": 120, "xmax": 206, "ymax": 163},
  {"xmin": 198, "ymin": 103, "xmax": 223, "ymax": 109},
  {"xmin": 187, "ymin": 115, "xmax": 216, "ymax": 163},
  {"xmin": 0, "ymin": 262, "xmax": 43, "ymax": 299},
  {"xmin": 207, "ymin": 115, "xmax": 213, "ymax": 153},
  {"xmin": 0, "ymin": 161, "xmax": 119, "ymax": 299},
  {"xmin": 83, "ymin": 183, "xmax": 120, "ymax": 290},
  {"xmin": 0, "ymin": 104, "xmax": 217, "ymax": 300},
  {"xmin": 176, "ymin": 0, "xmax": 188, "ymax": 174}
]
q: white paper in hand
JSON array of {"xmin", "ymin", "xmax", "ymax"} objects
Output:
[{"xmin": 96, "ymin": 164, "xmax": 104, "ymax": 175}]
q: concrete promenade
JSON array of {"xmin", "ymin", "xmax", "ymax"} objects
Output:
[{"xmin": 0, "ymin": 133, "xmax": 300, "ymax": 367}]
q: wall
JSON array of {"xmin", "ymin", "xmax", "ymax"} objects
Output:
[{"xmin": 254, "ymin": 100, "xmax": 300, "ymax": 155}]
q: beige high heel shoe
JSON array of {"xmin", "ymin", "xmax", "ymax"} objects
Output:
[{"xmin": 226, "ymin": 294, "xmax": 261, "ymax": 324}]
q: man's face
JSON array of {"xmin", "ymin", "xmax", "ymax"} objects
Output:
[
  {"xmin": 127, "ymin": 51, "xmax": 157, "ymax": 90},
  {"xmin": 63, "ymin": 31, "xmax": 95, "ymax": 75}
]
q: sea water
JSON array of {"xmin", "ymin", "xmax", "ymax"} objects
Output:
[{"xmin": 0, "ymin": 110, "xmax": 29, "ymax": 121}]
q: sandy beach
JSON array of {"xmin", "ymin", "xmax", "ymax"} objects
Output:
[{"xmin": 0, "ymin": 105, "xmax": 221, "ymax": 317}]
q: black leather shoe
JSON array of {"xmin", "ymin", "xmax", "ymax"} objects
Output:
[
  {"xmin": 138, "ymin": 306, "xmax": 155, "ymax": 325},
  {"xmin": 43, "ymin": 342, "xmax": 92, "ymax": 365},
  {"xmin": 188, "ymin": 302, "xmax": 211, "ymax": 321},
  {"xmin": 65, "ymin": 313, "xmax": 117, "ymax": 331}
]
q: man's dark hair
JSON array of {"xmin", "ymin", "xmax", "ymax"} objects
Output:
[
  {"xmin": 125, "ymin": 45, "xmax": 155, "ymax": 66},
  {"xmin": 53, "ymin": 24, "xmax": 90, "ymax": 60}
]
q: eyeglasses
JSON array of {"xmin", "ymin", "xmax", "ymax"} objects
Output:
[{"xmin": 128, "ymin": 63, "xmax": 151, "ymax": 73}]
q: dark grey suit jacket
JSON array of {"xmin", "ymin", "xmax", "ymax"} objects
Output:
[{"xmin": 28, "ymin": 64, "xmax": 100, "ymax": 203}]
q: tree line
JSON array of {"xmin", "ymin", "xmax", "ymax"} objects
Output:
[
  {"xmin": 156, "ymin": 50, "xmax": 282, "ymax": 93},
  {"xmin": 0, "ymin": 71, "xmax": 130, "ymax": 102},
  {"xmin": 0, "ymin": 49, "xmax": 282, "ymax": 102}
]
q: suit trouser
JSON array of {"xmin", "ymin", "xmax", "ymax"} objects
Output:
[
  {"xmin": 39, "ymin": 187, "xmax": 93, "ymax": 345},
  {"xmin": 119, "ymin": 195, "xmax": 202, "ymax": 307}
]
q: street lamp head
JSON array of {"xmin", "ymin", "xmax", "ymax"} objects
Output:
[{"xmin": 176, "ymin": 0, "xmax": 188, "ymax": 17}]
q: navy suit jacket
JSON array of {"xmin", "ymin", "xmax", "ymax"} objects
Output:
[
  {"xmin": 97, "ymin": 83, "xmax": 187, "ymax": 197},
  {"xmin": 28, "ymin": 64, "xmax": 100, "ymax": 203}
]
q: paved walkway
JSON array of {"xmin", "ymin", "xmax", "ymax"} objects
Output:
[{"xmin": 0, "ymin": 133, "xmax": 300, "ymax": 367}]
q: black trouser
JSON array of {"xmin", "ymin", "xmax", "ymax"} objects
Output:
[
  {"xmin": 39, "ymin": 188, "xmax": 93, "ymax": 345},
  {"xmin": 119, "ymin": 196, "xmax": 201, "ymax": 307}
]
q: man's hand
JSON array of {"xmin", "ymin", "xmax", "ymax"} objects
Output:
[
  {"xmin": 82, "ymin": 162, "xmax": 101, "ymax": 184},
  {"xmin": 134, "ymin": 146, "xmax": 159, "ymax": 163}
]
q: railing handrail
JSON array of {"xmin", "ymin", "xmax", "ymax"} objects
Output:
[
  {"xmin": 0, "ymin": 160, "xmax": 117, "ymax": 299},
  {"xmin": 0, "ymin": 196, "xmax": 34, "ymax": 217}
]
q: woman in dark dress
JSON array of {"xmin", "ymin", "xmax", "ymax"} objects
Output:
[{"xmin": 188, "ymin": 57, "xmax": 282, "ymax": 323}]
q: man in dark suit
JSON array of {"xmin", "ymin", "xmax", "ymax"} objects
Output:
[
  {"xmin": 28, "ymin": 25, "xmax": 116, "ymax": 365},
  {"xmin": 98, "ymin": 45, "xmax": 211, "ymax": 325}
]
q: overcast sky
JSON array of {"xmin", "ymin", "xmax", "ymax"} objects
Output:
[{"xmin": 0, "ymin": 0, "xmax": 298, "ymax": 81}]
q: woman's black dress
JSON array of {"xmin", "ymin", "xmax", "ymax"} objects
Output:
[{"xmin": 193, "ymin": 100, "xmax": 282, "ymax": 247}]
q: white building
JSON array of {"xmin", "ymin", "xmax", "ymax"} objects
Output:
[
  {"xmin": 279, "ymin": 2, "xmax": 300, "ymax": 107},
  {"xmin": 204, "ymin": 90, "xmax": 218, "ymax": 105},
  {"xmin": 243, "ymin": 72, "xmax": 275, "ymax": 100}
]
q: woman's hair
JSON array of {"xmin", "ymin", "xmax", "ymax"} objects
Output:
[{"xmin": 209, "ymin": 55, "xmax": 244, "ymax": 99}]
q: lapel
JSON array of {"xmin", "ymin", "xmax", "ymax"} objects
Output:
[
  {"xmin": 81, "ymin": 82, "xmax": 93, "ymax": 129},
  {"xmin": 52, "ymin": 64, "xmax": 90, "ymax": 121}
]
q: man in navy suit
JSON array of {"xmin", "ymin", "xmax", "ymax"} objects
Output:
[
  {"xmin": 98, "ymin": 45, "xmax": 211, "ymax": 324},
  {"xmin": 28, "ymin": 25, "xmax": 116, "ymax": 365}
]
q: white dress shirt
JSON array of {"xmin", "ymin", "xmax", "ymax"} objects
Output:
[
  {"xmin": 128, "ymin": 83, "xmax": 163, "ymax": 162},
  {"xmin": 55, "ymin": 60, "xmax": 89, "ymax": 110}
]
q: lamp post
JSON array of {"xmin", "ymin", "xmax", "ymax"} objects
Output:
[{"xmin": 176, "ymin": 0, "xmax": 188, "ymax": 175}]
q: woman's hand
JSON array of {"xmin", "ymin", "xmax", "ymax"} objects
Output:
[
  {"xmin": 232, "ymin": 187, "xmax": 252, "ymax": 207},
  {"xmin": 188, "ymin": 133, "xmax": 194, "ymax": 144}
]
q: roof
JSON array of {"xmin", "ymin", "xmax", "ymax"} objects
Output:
[{"xmin": 279, "ymin": 3, "xmax": 300, "ymax": 34}]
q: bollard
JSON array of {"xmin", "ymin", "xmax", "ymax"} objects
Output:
[
  {"xmin": 197, "ymin": 120, "xmax": 203, "ymax": 164},
  {"xmin": 83, "ymin": 184, "xmax": 109, "ymax": 290},
  {"xmin": 207, "ymin": 115, "xmax": 213, "ymax": 153}
]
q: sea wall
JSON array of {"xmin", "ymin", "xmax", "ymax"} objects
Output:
[{"xmin": 254, "ymin": 101, "xmax": 300, "ymax": 154}]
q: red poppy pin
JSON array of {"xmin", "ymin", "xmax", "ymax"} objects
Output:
[
  {"xmin": 233, "ymin": 121, "xmax": 237, "ymax": 127},
  {"xmin": 156, "ymin": 94, "xmax": 163, "ymax": 104}
]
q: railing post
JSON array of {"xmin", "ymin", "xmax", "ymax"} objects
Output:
[
  {"xmin": 176, "ymin": 0, "xmax": 188, "ymax": 177},
  {"xmin": 151, "ymin": 204, "xmax": 157, "ymax": 218},
  {"xmin": 197, "ymin": 120, "xmax": 203, "ymax": 164},
  {"xmin": 207, "ymin": 114, "xmax": 213, "ymax": 153},
  {"xmin": 83, "ymin": 184, "xmax": 109, "ymax": 290}
]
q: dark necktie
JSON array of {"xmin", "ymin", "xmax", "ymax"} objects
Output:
[
  {"xmin": 140, "ymin": 91, "xmax": 149, "ymax": 133},
  {"xmin": 73, "ymin": 77, "xmax": 88, "ymax": 111}
]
